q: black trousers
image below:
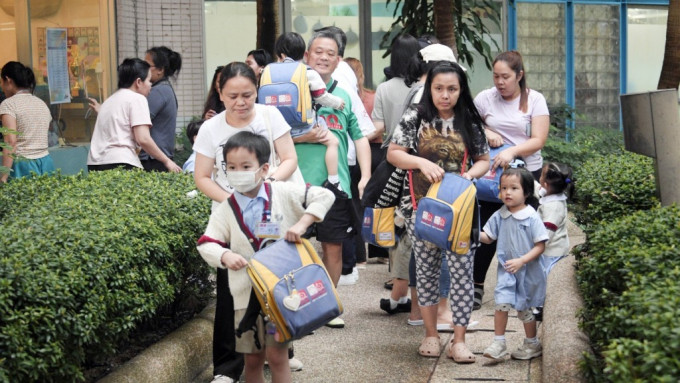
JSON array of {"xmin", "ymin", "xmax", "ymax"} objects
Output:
[
  {"xmin": 342, "ymin": 164, "xmax": 367, "ymax": 274},
  {"xmin": 213, "ymin": 268, "xmax": 244, "ymax": 379},
  {"xmin": 367, "ymin": 143, "xmax": 389, "ymax": 259},
  {"xmin": 141, "ymin": 158, "xmax": 169, "ymax": 172}
]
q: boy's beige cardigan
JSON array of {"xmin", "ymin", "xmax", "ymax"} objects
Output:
[{"xmin": 197, "ymin": 183, "xmax": 335, "ymax": 310}]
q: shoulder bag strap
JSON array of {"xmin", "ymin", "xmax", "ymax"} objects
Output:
[{"xmin": 227, "ymin": 195, "xmax": 261, "ymax": 252}]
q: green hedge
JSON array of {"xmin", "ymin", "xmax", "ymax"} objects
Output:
[
  {"xmin": 572, "ymin": 152, "xmax": 658, "ymax": 232},
  {"xmin": 576, "ymin": 206, "xmax": 680, "ymax": 382},
  {"xmin": 0, "ymin": 170, "xmax": 212, "ymax": 382},
  {"xmin": 542, "ymin": 124, "xmax": 624, "ymax": 171}
]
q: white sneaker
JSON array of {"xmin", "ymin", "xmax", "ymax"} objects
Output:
[
  {"xmin": 483, "ymin": 340, "xmax": 508, "ymax": 359},
  {"xmin": 325, "ymin": 317, "xmax": 345, "ymax": 328},
  {"xmin": 288, "ymin": 357, "xmax": 304, "ymax": 371},
  {"xmin": 211, "ymin": 375, "xmax": 234, "ymax": 383},
  {"xmin": 338, "ymin": 273, "xmax": 357, "ymax": 286},
  {"xmin": 511, "ymin": 339, "xmax": 543, "ymax": 360}
]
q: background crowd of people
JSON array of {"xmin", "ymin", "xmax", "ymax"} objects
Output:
[{"xmin": 0, "ymin": 24, "xmax": 574, "ymax": 383}]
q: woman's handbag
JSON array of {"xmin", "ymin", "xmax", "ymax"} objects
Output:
[
  {"xmin": 262, "ymin": 108, "xmax": 306, "ymax": 184},
  {"xmin": 474, "ymin": 144, "xmax": 513, "ymax": 203},
  {"xmin": 360, "ymin": 159, "xmax": 407, "ymax": 248}
]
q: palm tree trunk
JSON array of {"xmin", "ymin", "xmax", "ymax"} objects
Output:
[
  {"xmin": 657, "ymin": 0, "xmax": 680, "ymax": 90},
  {"xmin": 433, "ymin": 0, "xmax": 458, "ymax": 56},
  {"xmin": 256, "ymin": 0, "xmax": 279, "ymax": 55}
]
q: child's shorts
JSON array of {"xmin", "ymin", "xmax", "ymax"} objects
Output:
[
  {"xmin": 234, "ymin": 308, "xmax": 290, "ymax": 353},
  {"xmin": 389, "ymin": 234, "xmax": 411, "ymax": 280}
]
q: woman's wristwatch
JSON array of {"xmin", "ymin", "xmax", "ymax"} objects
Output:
[{"xmin": 266, "ymin": 176, "xmax": 277, "ymax": 182}]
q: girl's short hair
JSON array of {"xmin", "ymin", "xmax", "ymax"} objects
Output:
[
  {"xmin": 117, "ymin": 58, "xmax": 150, "ymax": 89},
  {"xmin": 542, "ymin": 162, "xmax": 574, "ymax": 199},
  {"xmin": 223, "ymin": 131, "xmax": 271, "ymax": 166},
  {"xmin": 0, "ymin": 61, "xmax": 36, "ymax": 91},
  {"xmin": 274, "ymin": 32, "xmax": 306, "ymax": 61},
  {"xmin": 218, "ymin": 62, "xmax": 257, "ymax": 91},
  {"xmin": 502, "ymin": 167, "xmax": 539, "ymax": 209}
]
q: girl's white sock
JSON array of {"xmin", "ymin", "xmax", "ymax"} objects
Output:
[
  {"xmin": 397, "ymin": 296, "xmax": 409, "ymax": 304},
  {"xmin": 526, "ymin": 336, "xmax": 539, "ymax": 344},
  {"xmin": 327, "ymin": 174, "xmax": 339, "ymax": 184},
  {"xmin": 494, "ymin": 335, "xmax": 506, "ymax": 343}
]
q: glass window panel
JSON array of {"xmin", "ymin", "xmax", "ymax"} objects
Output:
[
  {"xmin": 204, "ymin": 1, "xmax": 257, "ymax": 90},
  {"xmin": 292, "ymin": 0, "xmax": 361, "ymax": 77},
  {"xmin": 515, "ymin": 3, "xmax": 566, "ymax": 107},
  {"xmin": 626, "ymin": 6, "xmax": 668, "ymax": 94},
  {"xmin": 370, "ymin": 0, "xmax": 400, "ymax": 88},
  {"xmin": 30, "ymin": 0, "xmax": 104, "ymax": 143},
  {"xmin": 0, "ymin": 5, "xmax": 17, "ymax": 79},
  {"xmin": 574, "ymin": 4, "xmax": 620, "ymax": 130}
]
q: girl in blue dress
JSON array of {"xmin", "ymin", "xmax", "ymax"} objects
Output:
[{"xmin": 479, "ymin": 167, "xmax": 549, "ymax": 360}]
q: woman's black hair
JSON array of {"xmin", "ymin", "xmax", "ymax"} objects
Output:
[
  {"xmin": 117, "ymin": 58, "xmax": 150, "ymax": 89},
  {"xmin": 203, "ymin": 65, "xmax": 225, "ymax": 117},
  {"xmin": 404, "ymin": 35, "xmax": 441, "ymax": 86},
  {"xmin": 389, "ymin": 34, "xmax": 420, "ymax": 80},
  {"xmin": 1, "ymin": 61, "xmax": 36, "ymax": 91},
  {"xmin": 274, "ymin": 32, "xmax": 306, "ymax": 61},
  {"xmin": 542, "ymin": 162, "xmax": 574, "ymax": 200},
  {"xmin": 502, "ymin": 167, "xmax": 539, "ymax": 209},
  {"xmin": 218, "ymin": 62, "xmax": 257, "ymax": 91},
  {"xmin": 223, "ymin": 131, "xmax": 271, "ymax": 166},
  {"xmin": 247, "ymin": 49, "xmax": 274, "ymax": 68},
  {"xmin": 146, "ymin": 46, "xmax": 182, "ymax": 79},
  {"xmin": 186, "ymin": 120, "xmax": 204, "ymax": 145},
  {"xmin": 417, "ymin": 61, "xmax": 484, "ymax": 155}
]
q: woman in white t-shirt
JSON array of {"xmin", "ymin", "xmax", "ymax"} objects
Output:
[
  {"xmin": 193, "ymin": 61, "xmax": 297, "ymax": 209},
  {"xmin": 472, "ymin": 50, "xmax": 550, "ymax": 309},
  {"xmin": 87, "ymin": 58, "xmax": 181, "ymax": 173},
  {"xmin": 192, "ymin": 61, "xmax": 298, "ymax": 383}
]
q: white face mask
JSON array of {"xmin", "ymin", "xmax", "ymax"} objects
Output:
[
  {"xmin": 226, "ymin": 167, "xmax": 262, "ymax": 194},
  {"xmin": 538, "ymin": 186, "xmax": 547, "ymax": 197}
]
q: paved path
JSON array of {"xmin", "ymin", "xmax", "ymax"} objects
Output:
[{"xmin": 196, "ymin": 254, "xmax": 544, "ymax": 383}]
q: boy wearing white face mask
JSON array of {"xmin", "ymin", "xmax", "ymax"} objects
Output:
[{"xmin": 197, "ymin": 131, "xmax": 335, "ymax": 383}]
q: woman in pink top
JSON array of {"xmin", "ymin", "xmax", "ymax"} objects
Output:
[
  {"xmin": 87, "ymin": 58, "xmax": 181, "ymax": 172},
  {"xmin": 472, "ymin": 50, "xmax": 550, "ymax": 309}
]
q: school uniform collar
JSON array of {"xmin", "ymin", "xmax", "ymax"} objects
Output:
[
  {"xmin": 233, "ymin": 182, "xmax": 269, "ymax": 210},
  {"xmin": 539, "ymin": 193, "xmax": 567, "ymax": 205},
  {"xmin": 499, "ymin": 204, "xmax": 536, "ymax": 220}
]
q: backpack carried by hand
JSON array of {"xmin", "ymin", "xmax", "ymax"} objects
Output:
[
  {"xmin": 247, "ymin": 238, "xmax": 343, "ymax": 342},
  {"xmin": 412, "ymin": 152, "xmax": 480, "ymax": 254}
]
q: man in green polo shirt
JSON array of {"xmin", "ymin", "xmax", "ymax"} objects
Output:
[{"xmin": 293, "ymin": 30, "xmax": 371, "ymax": 327}]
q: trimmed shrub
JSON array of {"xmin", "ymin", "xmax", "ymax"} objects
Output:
[
  {"xmin": 572, "ymin": 152, "xmax": 658, "ymax": 231},
  {"xmin": 543, "ymin": 124, "xmax": 624, "ymax": 171},
  {"xmin": 0, "ymin": 170, "xmax": 212, "ymax": 382},
  {"xmin": 577, "ymin": 206, "xmax": 680, "ymax": 381}
]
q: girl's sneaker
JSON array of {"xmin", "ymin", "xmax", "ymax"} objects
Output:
[
  {"xmin": 483, "ymin": 340, "xmax": 507, "ymax": 359},
  {"xmin": 510, "ymin": 339, "xmax": 543, "ymax": 360}
]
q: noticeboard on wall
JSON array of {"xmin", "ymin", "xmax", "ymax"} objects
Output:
[{"xmin": 38, "ymin": 26, "xmax": 101, "ymax": 104}]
